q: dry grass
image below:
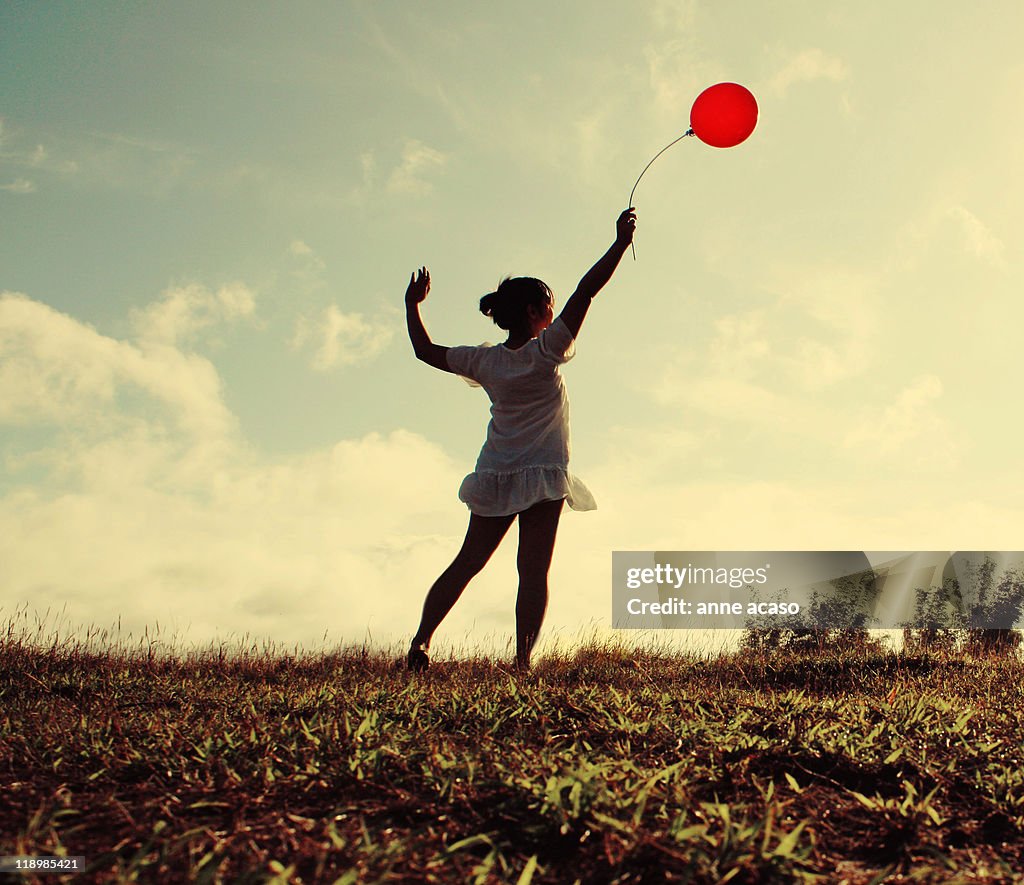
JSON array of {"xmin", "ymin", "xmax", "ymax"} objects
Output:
[{"xmin": 2, "ymin": 609, "xmax": 1023, "ymax": 883}]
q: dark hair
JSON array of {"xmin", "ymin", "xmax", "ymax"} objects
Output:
[{"xmin": 479, "ymin": 277, "xmax": 553, "ymax": 331}]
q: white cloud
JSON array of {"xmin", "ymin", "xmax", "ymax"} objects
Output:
[
  {"xmin": 653, "ymin": 373, "xmax": 801, "ymax": 429},
  {"xmin": 637, "ymin": 258, "xmax": 966, "ymax": 476},
  {"xmin": 0, "ymin": 291, "xmax": 237, "ymax": 443},
  {"xmin": 650, "ymin": 0, "xmax": 698, "ymax": 32},
  {"xmin": 292, "ymin": 304, "xmax": 393, "ymax": 370},
  {"xmin": 0, "ymin": 178, "xmax": 35, "ymax": 193},
  {"xmin": 345, "ymin": 152, "xmax": 379, "ymax": 205},
  {"xmin": 642, "ymin": 0, "xmax": 703, "ymax": 114},
  {"xmin": 644, "ymin": 40, "xmax": 706, "ymax": 115},
  {"xmin": 0, "ymin": 426, "xmax": 471, "ymax": 651},
  {"xmin": 385, "ymin": 139, "xmax": 447, "ymax": 196},
  {"xmin": 288, "ymin": 239, "xmax": 327, "ymax": 281},
  {"xmin": 897, "ymin": 202, "xmax": 1007, "ymax": 271},
  {"xmin": 0, "ymin": 290, "xmax": 481, "ymax": 650},
  {"xmin": 774, "ymin": 267, "xmax": 877, "ymax": 390},
  {"xmin": 788, "ymin": 338, "xmax": 853, "ymax": 390},
  {"xmin": 46, "ymin": 128, "xmax": 197, "ymax": 194},
  {"xmin": 572, "ymin": 108, "xmax": 614, "ymax": 188},
  {"xmin": 653, "ymin": 263, "xmax": 878, "ymax": 422},
  {"xmin": 284, "ymin": 245, "xmax": 391, "ymax": 372},
  {"xmin": 0, "ymin": 290, "xmax": 1017, "ymax": 658},
  {"xmin": 598, "ymin": 424, "xmax": 706, "ymax": 484},
  {"xmin": 946, "ymin": 206, "xmax": 1005, "ymax": 266},
  {"xmin": 769, "ymin": 48, "xmax": 849, "ymax": 96},
  {"xmin": 843, "ymin": 374, "xmax": 958, "ymax": 468},
  {"xmin": 0, "ymin": 117, "xmax": 71, "ymax": 180},
  {"xmin": 130, "ymin": 282, "xmax": 256, "ymax": 347},
  {"xmin": 708, "ymin": 311, "xmax": 771, "ymax": 378},
  {"xmin": 360, "ymin": 151, "xmax": 376, "ymax": 186}
]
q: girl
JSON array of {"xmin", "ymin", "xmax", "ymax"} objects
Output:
[{"xmin": 404, "ymin": 207, "xmax": 636, "ymax": 671}]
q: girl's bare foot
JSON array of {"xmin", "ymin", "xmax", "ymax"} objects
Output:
[{"xmin": 407, "ymin": 642, "xmax": 429, "ymax": 672}]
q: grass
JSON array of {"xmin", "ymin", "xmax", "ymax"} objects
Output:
[{"xmin": 2, "ymin": 611, "xmax": 1024, "ymax": 883}]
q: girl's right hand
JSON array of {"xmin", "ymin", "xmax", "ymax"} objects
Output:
[
  {"xmin": 405, "ymin": 267, "xmax": 431, "ymax": 305},
  {"xmin": 616, "ymin": 208, "xmax": 637, "ymax": 245}
]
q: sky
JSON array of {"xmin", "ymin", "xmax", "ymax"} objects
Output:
[{"xmin": 2, "ymin": 1, "xmax": 1024, "ymax": 657}]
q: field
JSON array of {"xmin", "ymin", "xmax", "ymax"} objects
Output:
[{"xmin": 2, "ymin": 617, "xmax": 1024, "ymax": 884}]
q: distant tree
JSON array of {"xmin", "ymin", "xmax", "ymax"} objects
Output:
[
  {"xmin": 962, "ymin": 558, "xmax": 1024, "ymax": 656},
  {"xmin": 741, "ymin": 569, "xmax": 884, "ymax": 655},
  {"xmin": 901, "ymin": 577, "xmax": 965, "ymax": 655},
  {"xmin": 902, "ymin": 557, "xmax": 1024, "ymax": 656}
]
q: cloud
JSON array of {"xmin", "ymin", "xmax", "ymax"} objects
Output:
[
  {"xmin": 945, "ymin": 206, "xmax": 1005, "ymax": 266},
  {"xmin": 637, "ymin": 258, "xmax": 969, "ymax": 476},
  {"xmin": 0, "ymin": 291, "xmax": 237, "ymax": 443},
  {"xmin": 344, "ymin": 151, "xmax": 378, "ymax": 205},
  {"xmin": 642, "ymin": 2, "xmax": 725, "ymax": 121},
  {"xmin": 654, "ymin": 263, "xmax": 878, "ymax": 415},
  {"xmin": 130, "ymin": 282, "xmax": 256, "ymax": 347},
  {"xmin": 649, "ymin": 0, "xmax": 699, "ymax": 32},
  {"xmin": 4, "ymin": 119, "xmax": 198, "ymax": 194},
  {"xmin": 358, "ymin": 12, "xmax": 472, "ymax": 137},
  {"xmin": 0, "ymin": 289, "xmax": 479, "ymax": 650},
  {"xmin": 288, "ymin": 239, "xmax": 327, "ymax": 281},
  {"xmin": 644, "ymin": 39, "xmax": 706, "ymax": 115},
  {"xmin": 286, "ymin": 241, "xmax": 393, "ymax": 370},
  {"xmin": 0, "ymin": 178, "xmax": 35, "ymax": 193},
  {"xmin": 598, "ymin": 424, "xmax": 706, "ymax": 484},
  {"xmin": 360, "ymin": 151, "xmax": 376, "ymax": 185},
  {"xmin": 572, "ymin": 108, "xmax": 615, "ymax": 188},
  {"xmin": 772, "ymin": 266, "xmax": 877, "ymax": 391},
  {"xmin": 707, "ymin": 310, "xmax": 771, "ymax": 378},
  {"xmin": 291, "ymin": 304, "xmax": 393, "ymax": 370},
  {"xmin": 897, "ymin": 202, "xmax": 1007, "ymax": 271},
  {"xmin": 769, "ymin": 48, "xmax": 849, "ymax": 96},
  {"xmin": 843, "ymin": 374, "xmax": 958, "ymax": 468},
  {"xmin": 385, "ymin": 139, "xmax": 447, "ymax": 196},
  {"xmin": 0, "ymin": 289, "xmax": 1017, "ymax": 657},
  {"xmin": 0, "ymin": 426, "xmax": 471, "ymax": 651},
  {"xmin": 652, "ymin": 373, "xmax": 802, "ymax": 429}
]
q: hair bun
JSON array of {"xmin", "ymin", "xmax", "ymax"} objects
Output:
[{"xmin": 479, "ymin": 291, "xmax": 497, "ymax": 317}]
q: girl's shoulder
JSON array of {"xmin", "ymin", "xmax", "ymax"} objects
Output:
[
  {"xmin": 445, "ymin": 340, "xmax": 497, "ymax": 387},
  {"xmin": 537, "ymin": 318, "xmax": 576, "ymax": 364}
]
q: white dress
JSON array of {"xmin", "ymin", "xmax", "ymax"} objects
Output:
[{"xmin": 445, "ymin": 317, "xmax": 597, "ymax": 517}]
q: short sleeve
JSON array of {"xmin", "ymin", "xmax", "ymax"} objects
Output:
[
  {"xmin": 446, "ymin": 344, "xmax": 484, "ymax": 387},
  {"xmin": 537, "ymin": 317, "xmax": 576, "ymax": 364}
]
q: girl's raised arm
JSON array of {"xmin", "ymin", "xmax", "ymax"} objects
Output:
[
  {"xmin": 405, "ymin": 267, "xmax": 452, "ymax": 372},
  {"xmin": 558, "ymin": 208, "xmax": 636, "ymax": 340}
]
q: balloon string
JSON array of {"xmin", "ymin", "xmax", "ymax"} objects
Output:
[{"xmin": 628, "ymin": 129, "xmax": 695, "ymax": 260}]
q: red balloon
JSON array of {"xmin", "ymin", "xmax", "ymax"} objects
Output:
[{"xmin": 689, "ymin": 82, "xmax": 758, "ymax": 148}]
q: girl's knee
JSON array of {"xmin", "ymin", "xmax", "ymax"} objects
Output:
[{"xmin": 453, "ymin": 549, "xmax": 491, "ymax": 578}]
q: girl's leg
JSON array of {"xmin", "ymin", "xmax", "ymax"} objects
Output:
[
  {"xmin": 514, "ymin": 497, "xmax": 564, "ymax": 669},
  {"xmin": 411, "ymin": 512, "xmax": 515, "ymax": 653}
]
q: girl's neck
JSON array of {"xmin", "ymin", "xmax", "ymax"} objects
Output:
[{"xmin": 503, "ymin": 327, "xmax": 533, "ymax": 350}]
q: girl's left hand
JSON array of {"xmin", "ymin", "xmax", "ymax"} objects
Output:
[{"xmin": 405, "ymin": 267, "xmax": 431, "ymax": 304}]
